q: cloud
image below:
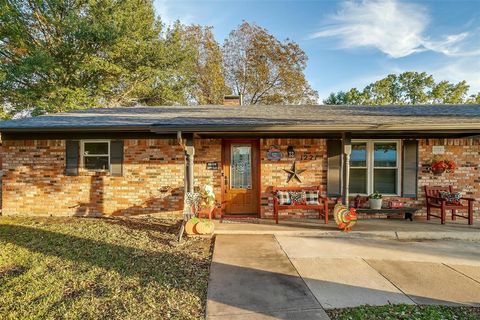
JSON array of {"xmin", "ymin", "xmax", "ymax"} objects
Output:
[
  {"xmin": 429, "ymin": 57, "xmax": 480, "ymax": 93},
  {"xmin": 310, "ymin": 0, "xmax": 479, "ymax": 58}
]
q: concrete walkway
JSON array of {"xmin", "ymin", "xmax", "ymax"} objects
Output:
[
  {"xmin": 278, "ymin": 236, "xmax": 480, "ymax": 309},
  {"xmin": 207, "ymin": 234, "xmax": 480, "ymax": 319},
  {"xmin": 206, "ymin": 235, "xmax": 330, "ymax": 319},
  {"xmin": 214, "ymin": 218, "xmax": 480, "ymax": 241}
]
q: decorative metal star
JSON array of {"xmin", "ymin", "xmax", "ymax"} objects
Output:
[{"xmin": 283, "ymin": 161, "xmax": 306, "ymax": 183}]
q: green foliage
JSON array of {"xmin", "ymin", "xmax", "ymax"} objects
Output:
[
  {"xmin": 368, "ymin": 191, "xmax": 383, "ymax": 199},
  {"xmin": 223, "ymin": 22, "xmax": 318, "ymax": 105},
  {"xmin": 324, "ymin": 72, "xmax": 479, "ymax": 105},
  {"xmin": 1, "ymin": 2, "xmax": 318, "ymax": 116},
  {"xmin": 327, "ymin": 304, "xmax": 480, "ymax": 320},
  {"xmin": 0, "ymin": 216, "xmax": 212, "ymax": 319},
  {"xmin": 0, "ymin": 0, "xmax": 194, "ymax": 117},
  {"xmin": 180, "ymin": 25, "xmax": 226, "ymax": 105}
]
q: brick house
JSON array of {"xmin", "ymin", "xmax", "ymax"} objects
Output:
[{"xmin": 0, "ymin": 103, "xmax": 479, "ymax": 221}]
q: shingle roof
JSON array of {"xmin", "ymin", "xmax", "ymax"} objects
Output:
[{"xmin": 1, "ymin": 104, "xmax": 480, "ymax": 132}]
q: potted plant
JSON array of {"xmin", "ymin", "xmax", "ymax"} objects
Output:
[{"xmin": 368, "ymin": 191, "xmax": 383, "ymax": 210}]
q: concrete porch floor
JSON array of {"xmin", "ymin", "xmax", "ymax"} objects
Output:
[{"xmin": 214, "ymin": 217, "xmax": 480, "ymax": 241}]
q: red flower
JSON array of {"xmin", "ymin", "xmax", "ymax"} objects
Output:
[{"xmin": 430, "ymin": 158, "xmax": 456, "ymax": 173}]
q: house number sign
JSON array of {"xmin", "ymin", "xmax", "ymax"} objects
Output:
[
  {"xmin": 206, "ymin": 162, "xmax": 219, "ymax": 170},
  {"xmin": 301, "ymin": 153, "xmax": 320, "ymax": 160}
]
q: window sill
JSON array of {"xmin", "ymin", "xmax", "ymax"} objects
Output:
[{"xmin": 79, "ymin": 169, "xmax": 111, "ymax": 176}]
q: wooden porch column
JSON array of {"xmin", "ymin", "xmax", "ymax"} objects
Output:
[
  {"xmin": 341, "ymin": 132, "xmax": 352, "ymax": 206},
  {"xmin": 178, "ymin": 133, "xmax": 195, "ymax": 242},
  {"xmin": 184, "ymin": 136, "xmax": 195, "ymax": 195}
]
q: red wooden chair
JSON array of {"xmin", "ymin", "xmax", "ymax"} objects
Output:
[{"xmin": 424, "ymin": 186, "xmax": 474, "ymax": 225}]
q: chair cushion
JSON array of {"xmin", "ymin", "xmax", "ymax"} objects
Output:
[
  {"xmin": 439, "ymin": 191, "xmax": 462, "ymax": 205},
  {"xmin": 289, "ymin": 191, "xmax": 306, "ymax": 205},
  {"xmin": 276, "ymin": 191, "xmax": 291, "ymax": 205},
  {"xmin": 304, "ymin": 190, "xmax": 320, "ymax": 205}
]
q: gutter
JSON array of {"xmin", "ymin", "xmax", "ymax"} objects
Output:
[{"xmin": 1, "ymin": 123, "xmax": 480, "ymax": 134}]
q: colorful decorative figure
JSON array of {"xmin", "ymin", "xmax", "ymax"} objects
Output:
[
  {"xmin": 283, "ymin": 161, "xmax": 306, "ymax": 183},
  {"xmin": 333, "ymin": 203, "xmax": 357, "ymax": 232}
]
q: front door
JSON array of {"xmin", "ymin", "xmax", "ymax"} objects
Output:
[{"xmin": 222, "ymin": 140, "xmax": 259, "ymax": 215}]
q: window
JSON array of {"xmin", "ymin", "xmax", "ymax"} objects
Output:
[
  {"xmin": 349, "ymin": 140, "xmax": 400, "ymax": 195},
  {"xmin": 81, "ymin": 141, "xmax": 110, "ymax": 171},
  {"xmin": 350, "ymin": 142, "xmax": 368, "ymax": 194}
]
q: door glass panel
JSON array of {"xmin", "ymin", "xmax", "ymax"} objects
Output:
[
  {"xmin": 351, "ymin": 143, "xmax": 367, "ymax": 167},
  {"xmin": 231, "ymin": 144, "xmax": 252, "ymax": 189},
  {"xmin": 374, "ymin": 143, "xmax": 397, "ymax": 167}
]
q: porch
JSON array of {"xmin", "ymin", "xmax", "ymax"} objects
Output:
[{"xmin": 213, "ymin": 217, "xmax": 480, "ymax": 240}]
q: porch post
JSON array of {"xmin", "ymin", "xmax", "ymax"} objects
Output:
[
  {"xmin": 341, "ymin": 132, "xmax": 352, "ymax": 206},
  {"xmin": 184, "ymin": 137, "xmax": 195, "ymax": 195},
  {"xmin": 178, "ymin": 133, "xmax": 195, "ymax": 242}
]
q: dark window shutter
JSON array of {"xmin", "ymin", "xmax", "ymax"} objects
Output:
[
  {"xmin": 110, "ymin": 140, "xmax": 124, "ymax": 176},
  {"xmin": 327, "ymin": 139, "xmax": 342, "ymax": 197},
  {"xmin": 402, "ymin": 140, "xmax": 418, "ymax": 198},
  {"xmin": 65, "ymin": 140, "xmax": 79, "ymax": 176}
]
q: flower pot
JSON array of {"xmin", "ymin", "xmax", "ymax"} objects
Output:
[
  {"xmin": 369, "ymin": 198, "xmax": 382, "ymax": 210},
  {"xmin": 432, "ymin": 168, "xmax": 445, "ymax": 175}
]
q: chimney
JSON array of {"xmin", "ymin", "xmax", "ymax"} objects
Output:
[{"xmin": 223, "ymin": 94, "xmax": 243, "ymax": 106}]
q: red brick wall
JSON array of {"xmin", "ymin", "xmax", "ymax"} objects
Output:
[
  {"xmin": 2, "ymin": 139, "xmax": 185, "ymax": 216},
  {"xmin": 194, "ymin": 139, "xmax": 222, "ymax": 206},
  {"xmin": 2, "ymin": 137, "xmax": 478, "ymax": 219},
  {"xmin": 260, "ymin": 139, "xmax": 328, "ymax": 218},
  {"xmin": 416, "ymin": 139, "xmax": 480, "ymax": 216}
]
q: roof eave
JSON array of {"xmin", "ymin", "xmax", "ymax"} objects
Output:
[{"xmin": 1, "ymin": 122, "xmax": 480, "ymax": 134}]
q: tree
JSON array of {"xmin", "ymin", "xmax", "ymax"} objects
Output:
[
  {"xmin": 223, "ymin": 22, "xmax": 318, "ymax": 105},
  {"xmin": 431, "ymin": 80, "xmax": 470, "ymax": 104},
  {"xmin": 0, "ymin": 0, "xmax": 194, "ymax": 118},
  {"xmin": 324, "ymin": 72, "xmax": 478, "ymax": 105},
  {"xmin": 362, "ymin": 74, "xmax": 402, "ymax": 105},
  {"xmin": 398, "ymin": 72, "xmax": 434, "ymax": 104},
  {"xmin": 180, "ymin": 25, "xmax": 226, "ymax": 105}
]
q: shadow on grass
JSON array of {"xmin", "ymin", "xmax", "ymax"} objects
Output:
[{"xmin": 0, "ymin": 224, "xmax": 207, "ymax": 290}]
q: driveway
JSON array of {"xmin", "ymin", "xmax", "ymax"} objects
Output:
[{"xmin": 206, "ymin": 235, "xmax": 480, "ymax": 319}]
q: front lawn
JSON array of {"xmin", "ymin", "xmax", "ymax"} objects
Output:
[
  {"xmin": 326, "ymin": 304, "xmax": 480, "ymax": 320},
  {"xmin": 0, "ymin": 216, "xmax": 212, "ymax": 320}
]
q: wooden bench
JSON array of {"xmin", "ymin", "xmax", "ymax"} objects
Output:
[
  {"xmin": 273, "ymin": 186, "xmax": 329, "ymax": 224},
  {"xmin": 425, "ymin": 186, "xmax": 474, "ymax": 225}
]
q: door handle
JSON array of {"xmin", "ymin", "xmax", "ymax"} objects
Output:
[{"xmin": 224, "ymin": 175, "xmax": 228, "ymax": 191}]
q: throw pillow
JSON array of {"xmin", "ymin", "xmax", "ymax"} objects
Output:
[
  {"xmin": 289, "ymin": 191, "xmax": 306, "ymax": 205},
  {"xmin": 439, "ymin": 191, "xmax": 462, "ymax": 205},
  {"xmin": 304, "ymin": 190, "xmax": 320, "ymax": 205},
  {"xmin": 276, "ymin": 191, "xmax": 291, "ymax": 205}
]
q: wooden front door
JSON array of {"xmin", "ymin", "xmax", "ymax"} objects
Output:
[{"xmin": 222, "ymin": 140, "xmax": 259, "ymax": 215}]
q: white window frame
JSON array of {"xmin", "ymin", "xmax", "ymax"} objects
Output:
[
  {"xmin": 80, "ymin": 140, "xmax": 111, "ymax": 172},
  {"xmin": 350, "ymin": 139, "xmax": 401, "ymax": 196}
]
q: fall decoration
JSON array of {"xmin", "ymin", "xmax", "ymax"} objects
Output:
[
  {"xmin": 430, "ymin": 157, "xmax": 456, "ymax": 174},
  {"xmin": 283, "ymin": 161, "xmax": 306, "ymax": 183},
  {"xmin": 333, "ymin": 203, "xmax": 357, "ymax": 232}
]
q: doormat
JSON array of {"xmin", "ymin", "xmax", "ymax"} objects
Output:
[{"xmin": 221, "ymin": 217, "xmax": 261, "ymax": 224}]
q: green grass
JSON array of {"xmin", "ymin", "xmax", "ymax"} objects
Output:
[
  {"xmin": 0, "ymin": 216, "xmax": 212, "ymax": 320},
  {"xmin": 326, "ymin": 304, "xmax": 480, "ymax": 320}
]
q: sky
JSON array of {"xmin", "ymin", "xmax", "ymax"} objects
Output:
[{"xmin": 154, "ymin": 0, "xmax": 480, "ymax": 101}]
